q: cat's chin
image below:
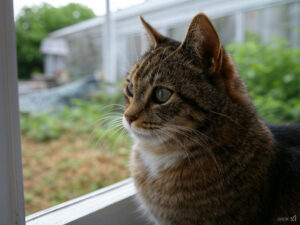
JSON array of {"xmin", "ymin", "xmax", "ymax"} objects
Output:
[{"xmin": 122, "ymin": 116, "xmax": 170, "ymax": 146}]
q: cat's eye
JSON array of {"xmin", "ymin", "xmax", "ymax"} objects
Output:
[
  {"xmin": 127, "ymin": 82, "xmax": 134, "ymax": 96},
  {"xmin": 153, "ymin": 87, "xmax": 172, "ymax": 104}
]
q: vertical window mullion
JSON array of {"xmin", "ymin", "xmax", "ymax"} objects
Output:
[{"xmin": 0, "ymin": 0, "xmax": 25, "ymax": 224}]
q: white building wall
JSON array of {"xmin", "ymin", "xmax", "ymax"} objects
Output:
[{"xmin": 44, "ymin": 0, "xmax": 300, "ymax": 82}]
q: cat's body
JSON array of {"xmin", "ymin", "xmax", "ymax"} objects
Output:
[
  {"xmin": 123, "ymin": 14, "xmax": 300, "ymax": 225},
  {"xmin": 267, "ymin": 124, "xmax": 300, "ymax": 223}
]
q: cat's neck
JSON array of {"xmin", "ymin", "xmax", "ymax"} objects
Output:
[{"xmin": 133, "ymin": 113, "xmax": 278, "ymax": 180}]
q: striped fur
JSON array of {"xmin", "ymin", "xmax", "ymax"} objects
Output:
[{"xmin": 123, "ymin": 13, "xmax": 299, "ymax": 225}]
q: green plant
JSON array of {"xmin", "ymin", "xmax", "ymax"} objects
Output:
[
  {"xmin": 21, "ymin": 90, "xmax": 132, "ymax": 214},
  {"xmin": 20, "ymin": 90, "xmax": 127, "ymax": 143},
  {"xmin": 15, "ymin": 3, "xmax": 96, "ymax": 79},
  {"xmin": 20, "ymin": 112, "xmax": 64, "ymax": 141},
  {"xmin": 227, "ymin": 36, "xmax": 300, "ymax": 123}
]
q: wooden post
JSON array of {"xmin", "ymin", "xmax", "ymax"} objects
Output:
[
  {"xmin": 102, "ymin": 0, "xmax": 117, "ymax": 83},
  {"xmin": 261, "ymin": 7, "xmax": 272, "ymax": 43},
  {"xmin": 289, "ymin": 1, "xmax": 300, "ymax": 47},
  {"xmin": 235, "ymin": 11, "xmax": 245, "ymax": 43}
]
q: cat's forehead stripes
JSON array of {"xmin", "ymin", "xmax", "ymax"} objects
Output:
[
  {"xmin": 132, "ymin": 45, "xmax": 177, "ymax": 84},
  {"xmin": 129, "ymin": 63, "xmax": 139, "ymax": 79},
  {"xmin": 128, "ymin": 47, "xmax": 175, "ymax": 103},
  {"xmin": 131, "ymin": 52, "xmax": 153, "ymax": 81}
]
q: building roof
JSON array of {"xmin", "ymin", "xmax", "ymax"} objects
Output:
[
  {"xmin": 40, "ymin": 38, "xmax": 69, "ymax": 55},
  {"xmin": 48, "ymin": 0, "xmax": 294, "ymax": 38},
  {"xmin": 49, "ymin": 0, "xmax": 188, "ymax": 38}
]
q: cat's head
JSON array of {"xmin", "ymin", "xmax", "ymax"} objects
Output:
[{"xmin": 123, "ymin": 13, "xmax": 250, "ymax": 145}]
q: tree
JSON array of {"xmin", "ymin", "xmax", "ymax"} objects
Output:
[{"xmin": 15, "ymin": 3, "xmax": 96, "ymax": 79}]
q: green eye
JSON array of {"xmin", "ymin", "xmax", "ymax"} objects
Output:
[
  {"xmin": 127, "ymin": 82, "xmax": 133, "ymax": 96},
  {"xmin": 154, "ymin": 87, "xmax": 172, "ymax": 104}
]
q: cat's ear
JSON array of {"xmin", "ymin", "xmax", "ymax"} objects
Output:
[
  {"xmin": 139, "ymin": 16, "xmax": 167, "ymax": 48},
  {"xmin": 179, "ymin": 13, "xmax": 223, "ymax": 72}
]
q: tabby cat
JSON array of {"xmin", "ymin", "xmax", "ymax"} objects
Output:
[{"xmin": 122, "ymin": 13, "xmax": 300, "ymax": 225}]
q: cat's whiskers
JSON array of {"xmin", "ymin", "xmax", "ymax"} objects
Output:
[
  {"xmin": 91, "ymin": 122, "xmax": 120, "ymax": 146},
  {"xmin": 158, "ymin": 128, "xmax": 209, "ymax": 180},
  {"xmin": 157, "ymin": 111, "xmax": 212, "ymax": 149},
  {"xmin": 109, "ymin": 125, "xmax": 127, "ymax": 139},
  {"xmin": 209, "ymin": 110, "xmax": 246, "ymax": 129},
  {"xmin": 91, "ymin": 106, "xmax": 126, "ymax": 147},
  {"xmin": 155, "ymin": 113, "xmax": 213, "ymax": 166},
  {"xmin": 158, "ymin": 129, "xmax": 192, "ymax": 163},
  {"xmin": 99, "ymin": 103, "xmax": 125, "ymax": 110},
  {"xmin": 162, "ymin": 125, "xmax": 223, "ymax": 177},
  {"xmin": 95, "ymin": 112, "xmax": 124, "ymax": 123},
  {"xmin": 168, "ymin": 128, "xmax": 224, "ymax": 186},
  {"xmin": 90, "ymin": 109, "xmax": 122, "ymax": 137},
  {"xmin": 92, "ymin": 116, "xmax": 123, "ymax": 137},
  {"xmin": 92, "ymin": 104, "xmax": 125, "ymax": 119},
  {"xmin": 93, "ymin": 123, "xmax": 125, "ymax": 148}
]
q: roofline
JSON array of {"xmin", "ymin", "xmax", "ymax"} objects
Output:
[
  {"xmin": 49, "ymin": 0, "xmax": 188, "ymax": 38},
  {"xmin": 49, "ymin": 0, "xmax": 297, "ymax": 38}
]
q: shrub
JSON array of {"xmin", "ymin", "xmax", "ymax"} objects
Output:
[
  {"xmin": 227, "ymin": 36, "xmax": 300, "ymax": 123},
  {"xmin": 21, "ymin": 37, "xmax": 300, "ymax": 142},
  {"xmin": 15, "ymin": 3, "xmax": 96, "ymax": 79},
  {"xmin": 20, "ymin": 90, "xmax": 127, "ymax": 143}
]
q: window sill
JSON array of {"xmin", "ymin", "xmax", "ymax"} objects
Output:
[{"xmin": 26, "ymin": 178, "xmax": 146, "ymax": 225}]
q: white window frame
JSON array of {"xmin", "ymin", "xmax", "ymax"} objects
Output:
[
  {"xmin": 0, "ymin": 0, "xmax": 25, "ymax": 224},
  {"xmin": 26, "ymin": 179, "xmax": 145, "ymax": 225},
  {"xmin": 2, "ymin": 0, "xmax": 297, "ymax": 224},
  {"xmin": 0, "ymin": 1, "xmax": 143, "ymax": 224}
]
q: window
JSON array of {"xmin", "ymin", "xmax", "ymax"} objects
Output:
[
  {"xmin": 0, "ymin": 1, "xmax": 25, "ymax": 224},
  {"xmin": 1, "ymin": 0, "xmax": 299, "ymax": 224},
  {"xmin": 15, "ymin": 0, "xmax": 143, "ymax": 216},
  {"xmin": 1, "ymin": 0, "xmax": 143, "ymax": 224}
]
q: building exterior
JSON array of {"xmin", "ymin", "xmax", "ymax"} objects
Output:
[
  {"xmin": 41, "ymin": 0, "xmax": 300, "ymax": 82},
  {"xmin": 40, "ymin": 38, "xmax": 69, "ymax": 80}
]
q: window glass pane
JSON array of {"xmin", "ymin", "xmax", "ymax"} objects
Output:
[
  {"xmin": 14, "ymin": 0, "xmax": 300, "ymax": 216},
  {"xmin": 15, "ymin": 0, "xmax": 144, "ymax": 215}
]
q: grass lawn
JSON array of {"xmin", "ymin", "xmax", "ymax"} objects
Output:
[
  {"xmin": 20, "ymin": 93, "xmax": 132, "ymax": 215},
  {"xmin": 22, "ymin": 133, "xmax": 131, "ymax": 215}
]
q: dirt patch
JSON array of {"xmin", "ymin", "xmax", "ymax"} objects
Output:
[{"xmin": 22, "ymin": 135, "xmax": 130, "ymax": 215}]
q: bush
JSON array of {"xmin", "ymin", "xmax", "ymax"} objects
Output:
[
  {"xmin": 20, "ymin": 90, "xmax": 128, "ymax": 144},
  {"xmin": 15, "ymin": 3, "xmax": 96, "ymax": 79},
  {"xmin": 21, "ymin": 90, "xmax": 131, "ymax": 214},
  {"xmin": 227, "ymin": 36, "xmax": 300, "ymax": 123},
  {"xmin": 20, "ymin": 112, "xmax": 64, "ymax": 141},
  {"xmin": 21, "ymin": 37, "xmax": 300, "ymax": 141}
]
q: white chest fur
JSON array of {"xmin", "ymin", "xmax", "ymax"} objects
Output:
[{"xmin": 134, "ymin": 143, "xmax": 186, "ymax": 178}]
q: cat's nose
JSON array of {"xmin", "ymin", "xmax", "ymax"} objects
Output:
[{"xmin": 124, "ymin": 114, "xmax": 137, "ymax": 125}]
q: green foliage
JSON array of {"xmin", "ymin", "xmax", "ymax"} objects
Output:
[
  {"xmin": 20, "ymin": 37, "xmax": 300, "ymax": 140},
  {"xmin": 227, "ymin": 36, "xmax": 300, "ymax": 123},
  {"xmin": 15, "ymin": 3, "xmax": 96, "ymax": 79},
  {"xmin": 20, "ymin": 112, "xmax": 63, "ymax": 141},
  {"xmin": 20, "ymin": 91, "xmax": 129, "ymax": 146},
  {"xmin": 21, "ymin": 38, "xmax": 299, "ymax": 214}
]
